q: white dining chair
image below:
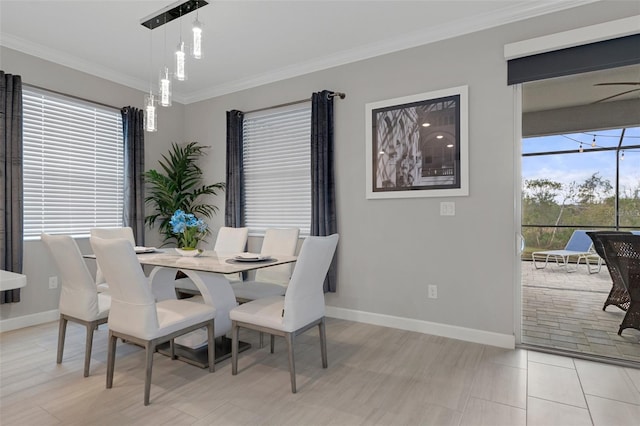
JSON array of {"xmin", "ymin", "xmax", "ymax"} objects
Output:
[
  {"xmin": 90, "ymin": 236, "xmax": 217, "ymax": 406},
  {"xmin": 175, "ymin": 226, "xmax": 248, "ymax": 295},
  {"xmin": 231, "ymin": 227, "xmax": 300, "ymax": 302},
  {"xmin": 90, "ymin": 227, "xmax": 136, "ymax": 292},
  {"xmin": 41, "ymin": 233, "xmax": 111, "ymax": 378},
  {"xmin": 230, "ymin": 234, "xmax": 339, "ymax": 393}
]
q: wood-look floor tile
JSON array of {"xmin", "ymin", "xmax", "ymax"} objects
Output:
[
  {"xmin": 459, "ymin": 397, "xmax": 525, "ymax": 426},
  {"xmin": 527, "ymin": 350, "xmax": 576, "ymax": 369},
  {"xmin": 470, "ymin": 362, "xmax": 527, "ymax": 408},
  {"xmin": 586, "ymin": 394, "xmax": 640, "ymax": 426},
  {"xmin": 528, "ymin": 361, "xmax": 587, "ymax": 408},
  {"xmin": 575, "ymin": 359, "xmax": 640, "ymax": 405},
  {"xmin": 481, "ymin": 346, "xmax": 527, "ymax": 369},
  {"xmin": 527, "ymin": 396, "xmax": 592, "ymax": 426}
]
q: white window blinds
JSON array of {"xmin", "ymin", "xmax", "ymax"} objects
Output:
[
  {"xmin": 22, "ymin": 86, "xmax": 124, "ymax": 239},
  {"xmin": 243, "ymin": 103, "xmax": 311, "ymax": 236}
]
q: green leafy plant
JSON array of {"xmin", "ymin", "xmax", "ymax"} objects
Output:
[{"xmin": 144, "ymin": 142, "xmax": 225, "ymax": 246}]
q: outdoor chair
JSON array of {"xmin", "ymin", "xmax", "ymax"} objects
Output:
[
  {"xmin": 587, "ymin": 231, "xmax": 631, "ymax": 312},
  {"xmin": 531, "ymin": 229, "xmax": 602, "ymax": 273},
  {"xmin": 599, "ymin": 234, "xmax": 640, "ymax": 335}
]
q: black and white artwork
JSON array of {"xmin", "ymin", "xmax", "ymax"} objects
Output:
[{"xmin": 365, "ymin": 86, "xmax": 469, "ymax": 199}]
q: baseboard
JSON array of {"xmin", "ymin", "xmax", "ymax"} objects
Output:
[
  {"xmin": 0, "ymin": 309, "xmax": 59, "ymax": 333},
  {"xmin": 326, "ymin": 306, "xmax": 515, "ymax": 349}
]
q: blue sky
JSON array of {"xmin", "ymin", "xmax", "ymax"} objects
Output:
[{"xmin": 522, "ymin": 127, "xmax": 640, "ymax": 197}]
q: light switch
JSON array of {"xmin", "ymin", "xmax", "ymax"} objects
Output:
[{"xmin": 440, "ymin": 201, "xmax": 455, "ymax": 216}]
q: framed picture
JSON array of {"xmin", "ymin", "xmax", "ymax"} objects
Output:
[{"xmin": 365, "ymin": 85, "xmax": 469, "ymax": 199}]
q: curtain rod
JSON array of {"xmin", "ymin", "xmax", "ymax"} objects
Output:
[
  {"xmin": 24, "ymin": 83, "xmax": 121, "ymax": 112},
  {"xmin": 243, "ymin": 91, "xmax": 346, "ymax": 115}
]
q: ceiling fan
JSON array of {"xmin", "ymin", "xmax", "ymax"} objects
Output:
[{"xmin": 593, "ymin": 81, "xmax": 640, "ymax": 103}]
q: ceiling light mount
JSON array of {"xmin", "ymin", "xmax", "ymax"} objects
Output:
[{"xmin": 140, "ymin": 0, "xmax": 208, "ymax": 30}]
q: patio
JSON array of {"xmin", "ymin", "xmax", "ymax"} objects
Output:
[{"xmin": 521, "ymin": 260, "xmax": 640, "ymax": 364}]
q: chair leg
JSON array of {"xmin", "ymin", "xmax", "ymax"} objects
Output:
[
  {"xmin": 83, "ymin": 321, "xmax": 96, "ymax": 377},
  {"xmin": 106, "ymin": 332, "xmax": 117, "ymax": 389},
  {"xmin": 270, "ymin": 334, "xmax": 275, "ymax": 354},
  {"xmin": 207, "ymin": 319, "xmax": 215, "ymax": 373},
  {"xmin": 318, "ymin": 318, "xmax": 328, "ymax": 369},
  {"xmin": 285, "ymin": 332, "xmax": 296, "ymax": 393},
  {"xmin": 169, "ymin": 339, "xmax": 176, "ymax": 360},
  {"xmin": 144, "ymin": 342, "xmax": 155, "ymax": 406},
  {"xmin": 56, "ymin": 315, "xmax": 68, "ymax": 364},
  {"xmin": 259, "ymin": 332, "xmax": 264, "ymax": 348},
  {"xmin": 231, "ymin": 321, "xmax": 239, "ymax": 375}
]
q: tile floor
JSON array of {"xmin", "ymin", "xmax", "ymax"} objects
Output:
[
  {"xmin": 1, "ymin": 319, "xmax": 640, "ymax": 425},
  {"xmin": 521, "ymin": 260, "xmax": 640, "ymax": 363}
]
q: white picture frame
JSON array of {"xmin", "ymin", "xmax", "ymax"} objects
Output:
[{"xmin": 365, "ymin": 85, "xmax": 469, "ymax": 199}]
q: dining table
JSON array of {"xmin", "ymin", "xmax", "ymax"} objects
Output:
[{"xmin": 86, "ymin": 247, "xmax": 297, "ymax": 368}]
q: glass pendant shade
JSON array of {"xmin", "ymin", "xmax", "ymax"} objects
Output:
[
  {"xmin": 192, "ymin": 18, "xmax": 202, "ymax": 59},
  {"xmin": 159, "ymin": 67, "xmax": 172, "ymax": 107},
  {"xmin": 144, "ymin": 93, "xmax": 158, "ymax": 132},
  {"xmin": 175, "ymin": 41, "xmax": 187, "ymax": 81}
]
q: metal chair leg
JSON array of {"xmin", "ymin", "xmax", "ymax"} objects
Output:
[
  {"xmin": 285, "ymin": 332, "xmax": 296, "ymax": 393},
  {"xmin": 144, "ymin": 342, "xmax": 155, "ymax": 406},
  {"xmin": 270, "ymin": 334, "xmax": 275, "ymax": 354},
  {"xmin": 207, "ymin": 319, "xmax": 215, "ymax": 373},
  {"xmin": 83, "ymin": 321, "xmax": 96, "ymax": 377},
  {"xmin": 319, "ymin": 318, "xmax": 328, "ymax": 369},
  {"xmin": 56, "ymin": 315, "xmax": 68, "ymax": 364},
  {"xmin": 231, "ymin": 321, "xmax": 239, "ymax": 375},
  {"xmin": 106, "ymin": 332, "xmax": 117, "ymax": 389}
]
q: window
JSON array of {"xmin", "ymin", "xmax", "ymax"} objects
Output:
[
  {"xmin": 242, "ymin": 103, "xmax": 311, "ymax": 236},
  {"xmin": 22, "ymin": 86, "xmax": 124, "ymax": 239}
]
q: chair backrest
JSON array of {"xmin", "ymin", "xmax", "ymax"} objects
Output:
[
  {"xmin": 564, "ymin": 230, "xmax": 594, "ymax": 252},
  {"xmin": 255, "ymin": 228, "xmax": 300, "ymax": 285},
  {"xmin": 283, "ymin": 234, "xmax": 339, "ymax": 330},
  {"xmin": 90, "ymin": 236, "xmax": 159, "ymax": 339},
  {"xmin": 601, "ymin": 234, "xmax": 640, "ymax": 295},
  {"xmin": 90, "ymin": 227, "xmax": 136, "ymax": 286},
  {"xmin": 214, "ymin": 227, "xmax": 248, "ymax": 254},
  {"xmin": 587, "ymin": 231, "xmax": 631, "ymax": 259},
  {"xmin": 41, "ymin": 234, "xmax": 100, "ymax": 321}
]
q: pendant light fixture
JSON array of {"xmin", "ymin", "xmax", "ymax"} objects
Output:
[
  {"xmin": 145, "ymin": 29, "xmax": 157, "ymax": 132},
  {"xmin": 191, "ymin": 2, "xmax": 203, "ymax": 59},
  {"xmin": 175, "ymin": 6, "xmax": 187, "ymax": 81},
  {"xmin": 140, "ymin": 1, "xmax": 209, "ymax": 130},
  {"xmin": 159, "ymin": 16, "xmax": 172, "ymax": 107}
]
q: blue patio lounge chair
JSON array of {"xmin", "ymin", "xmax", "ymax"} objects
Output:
[{"xmin": 531, "ymin": 230, "xmax": 602, "ymax": 273}]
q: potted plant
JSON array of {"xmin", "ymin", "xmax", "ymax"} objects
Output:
[{"xmin": 144, "ymin": 142, "xmax": 225, "ymax": 246}]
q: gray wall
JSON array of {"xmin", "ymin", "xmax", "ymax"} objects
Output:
[
  {"xmin": 0, "ymin": 47, "xmax": 184, "ymax": 322},
  {"xmin": 2, "ymin": 1, "xmax": 637, "ymax": 337}
]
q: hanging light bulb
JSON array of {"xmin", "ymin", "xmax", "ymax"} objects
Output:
[
  {"xmin": 144, "ymin": 92, "xmax": 157, "ymax": 132},
  {"xmin": 175, "ymin": 7, "xmax": 187, "ymax": 81},
  {"xmin": 159, "ymin": 66, "xmax": 172, "ymax": 107},
  {"xmin": 175, "ymin": 41, "xmax": 187, "ymax": 81},
  {"xmin": 159, "ymin": 19, "xmax": 172, "ymax": 107},
  {"xmin": 192, "ymin": 14, "xmax": 203, "ymax": 59},
  {"xmin": 591, "ymin": 135, "xmax": 596, "ymax": 147},
  {"xmin": 579, "ymin": 143, "xmax": 583, "ymax": 153}
]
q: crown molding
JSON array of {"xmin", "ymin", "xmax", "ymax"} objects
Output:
[
  {"xmin": 2, "ymin": 1, "xmax": 596, "ymax": 105},
  {"xmin": 183, "ymin": 0, "xmax": 598, "ymax": 103},
  {"xmin": 0, "ymin": 33, "xmax": 189, "ymax": 104}
]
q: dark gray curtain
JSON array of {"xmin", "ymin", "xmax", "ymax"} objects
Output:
[
  {"xmin": 311, "ymin": 90, "xmax": 338, "ymax": 293},
  {"xmin": 225, "ymin": 110, "xmax": 244, "ymax": 227},
  {"xmin": 121, "ymin": 107, "xmax": 145, "ymax": 245},
  {"xmin": 0, "ymin": 71, "xmax": 23, "ymax": 304}
]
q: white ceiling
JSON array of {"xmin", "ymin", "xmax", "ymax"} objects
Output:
[{"xmin": 1, "ymin": 0, "xmax": 605, "ymax": 104}]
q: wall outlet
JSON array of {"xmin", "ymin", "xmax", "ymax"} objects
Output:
[
  {"xmin": 428, "ymin": 284, "xmax": 438, "ymax": 299},
  {"xmin": 48, "ymin": 276, "xmax": 58, "ymax": 289},
  {"xmin": 440, "ymin": 202, "xmax": 455, "ymax": 216}
]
